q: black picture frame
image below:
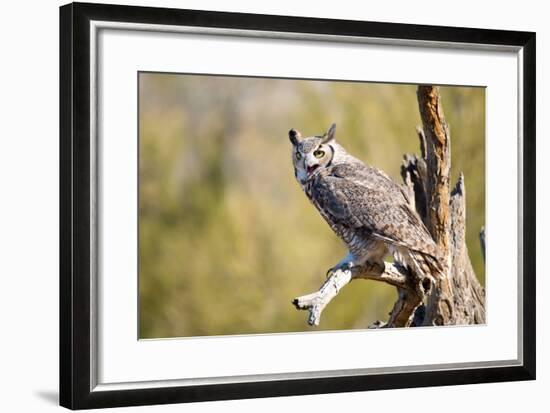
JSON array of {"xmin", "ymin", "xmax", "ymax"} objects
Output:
[{"xmin": 60, "ymin": 2, "xmax": 536, "ymax": 410}]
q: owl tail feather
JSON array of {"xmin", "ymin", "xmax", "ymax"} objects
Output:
[{"xmin": 394, "ymin": 248, "xmax": 446, "ymax": 293}]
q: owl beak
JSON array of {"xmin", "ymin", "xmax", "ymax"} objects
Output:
[{"xmin": 307, "ymin": 164, "xmax": 320, "ymax": 175}]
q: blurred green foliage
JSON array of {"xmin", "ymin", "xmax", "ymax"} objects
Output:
[{"xmin": 139, "ymin": 73, "xmax": 485, "ymax": 338}]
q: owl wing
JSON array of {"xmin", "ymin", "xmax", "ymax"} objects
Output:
[{"xmin": 311, "ymin": 163, "xmax": 439, "ymax": 258}]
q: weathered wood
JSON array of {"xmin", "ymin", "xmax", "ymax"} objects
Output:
[
  {"xmin": 448, "ymin": 174, "xmax": 486, "ymax": 324},
  {"xmin": 416, "ymin": 85, "xmax": 455, "ymax": 325},
  {"xmin": 355, "ymin": 263, "xmax": 423, "ymax": 328},
  {"xmin": 292, "ymin": 85, "xmax": 485, "ymax": 328},
  {"xmin": 386, "ymin": 288, "xmax": 423, "ymax": 327},
  {"xmin": 401, "ymin": 153, "xmax": 428, "ymax": 223},
  {"xmin": 292, "ymin": 258, "xmax": 427, "ymax": 328},
  {"xmin": 293, "ymin": 268, "xmax": 353, "ymax": 326},
  {"xmin": 417, "ymin": 86, "xmax": 452, "ymax": 249}
]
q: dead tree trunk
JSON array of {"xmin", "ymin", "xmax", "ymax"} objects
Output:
[
  {"xmin": 293, "ymin": 85, "xmax": 485, "ymax": 327},
  {"xmin": 406, "ymin": 86, "xmax": 485, "ymax": 325}
]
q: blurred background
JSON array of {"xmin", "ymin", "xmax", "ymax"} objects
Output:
[{"xmin": 139, "ymin": 73, "xmax": 485, "ymax": 339}]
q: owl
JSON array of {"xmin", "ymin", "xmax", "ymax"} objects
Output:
[{"xmin": 289, "ymin": 123, "xmax": 443, "ymax": 291}]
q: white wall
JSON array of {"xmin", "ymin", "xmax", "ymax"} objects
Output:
[{"xmin": 0, "ymin": 0, "xmax": 545, "ymax": 411}]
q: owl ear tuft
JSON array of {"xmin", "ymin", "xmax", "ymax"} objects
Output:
[
  {"xmin": 288, "ymin": 128, "xmax": 302, "ymax": 146},
  {"xmin": 322, "ymin": 123, "xmax": 336, "ymax": 143}
]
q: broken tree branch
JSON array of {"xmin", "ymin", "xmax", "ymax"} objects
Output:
[
  {"xmin": 448, "ymin": 174, "xmax": 486, "ymax": 324},
  {"xmin": 292, "ymin": 261, "xmax": 414, "ymax": 326}
]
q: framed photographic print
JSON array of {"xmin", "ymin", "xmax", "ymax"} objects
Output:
[{"xmin": 59, "ymin": 2, "xmax": 536, "ymax": 409}]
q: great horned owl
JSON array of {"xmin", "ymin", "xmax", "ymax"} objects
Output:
[{"xmin": 289, "ymin": 123, "xmax": 443, "ymax": 290}]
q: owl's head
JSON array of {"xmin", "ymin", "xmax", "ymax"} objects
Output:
[{"xmin": 289, "ymin": 123, "xmax": 337, "ymax": 185}]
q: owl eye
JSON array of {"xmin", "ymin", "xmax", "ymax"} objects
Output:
[
  {"xmin": 296, "ymin": 152, "xmax": 302, "ymax": 160},
  {"xmin": 314, "ymin": 149, "xmax": 325, "ymax": 158}
]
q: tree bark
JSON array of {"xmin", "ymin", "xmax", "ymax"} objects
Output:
[
  {"xmin": 292, "ymin": 85, "xmax": 485, "ymax": 327},
  {"xmin": 416, "ymin": 85, "xmax": 455, "ymax": 325}
]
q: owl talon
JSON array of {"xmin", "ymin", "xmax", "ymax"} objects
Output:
[{"xmin": 326, "ymin": 262, "xmax": 353, "ymax": 279}]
